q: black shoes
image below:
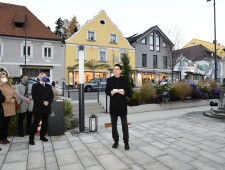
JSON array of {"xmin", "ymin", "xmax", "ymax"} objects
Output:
[
  {"xmin": 29, "ymin": 140, "xmax": 35, "ymax": 145},
  {"xmin": 124, "ymin": 143, "xmax": 130, "ymax": 150},
  {"xmin": 40, "ymin": 137, "xmax": 48, "ymax": 142},
  {"xmin": 112, "ymin": 141, "xmax": 119, "ymax": 148}
]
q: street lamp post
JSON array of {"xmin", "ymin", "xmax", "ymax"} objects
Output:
[
  {"xmin": 24, "ymin": 16, "xmax": 27, "ymax": 74},
  {"xmin": 207, "ymin": 0, "xmax": 217, "ymax": 81},
  {"xmin": 78, "ymin": 45, "xmax": 85, "ymax": 132}
]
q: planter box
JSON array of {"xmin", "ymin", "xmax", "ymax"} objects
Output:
[{"xmin": 99, "ymin": 95, "xmax": 218, "ymax": 114}]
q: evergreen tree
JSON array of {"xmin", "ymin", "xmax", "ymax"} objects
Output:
[
  {"xmin": 54, "ymin": 17, "xmax": 66, "ymax": 42},
  {"xmin": 121, "ymin": 53, "xmax": 133, "ymax": 98}
]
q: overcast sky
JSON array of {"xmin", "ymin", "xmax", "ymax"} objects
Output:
[{"xmin": 1, "ymin": 0, "xmax": 224, "ymax": 47}]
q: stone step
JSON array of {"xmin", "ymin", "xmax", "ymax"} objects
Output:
[
  {"xmin": 73, "ymin": 108, "xmax": 106, "ymax": 115},
  {"xmin": 72, "ymin": 102, "xmax": 105, "ymax": 115}
]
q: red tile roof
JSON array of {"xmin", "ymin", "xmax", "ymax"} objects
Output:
[{"xmin": 0, "ymin": 2, "xmax": 60, "ymax": 41}]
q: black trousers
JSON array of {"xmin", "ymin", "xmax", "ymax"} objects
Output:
[
  {"xmin": 0, "ymin": 116, "xmax": 11, "ymax": 140},
  {"xmin": 18, "ymin": 110, "xmax": 32, "ymax": 134},
  {"xmin": 111, "ymin": 115, "xmax": 129, "ymax": 143},
  {"xmin": 29, "ymin": 113, "xmax": 49, "ymax": 140}
]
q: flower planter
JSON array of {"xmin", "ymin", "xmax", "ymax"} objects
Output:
[{"xmin": 99, "ymin": 95, "xmax": 218, "ymax": 114}]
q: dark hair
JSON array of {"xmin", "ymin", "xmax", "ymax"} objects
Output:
[
  {"xmin": 114, "ymin": 64, "xmax": 122, "ymax": 70},
  {"xmin": 20, "ymin": 74, "xmax": 26, "ymax": 80}
]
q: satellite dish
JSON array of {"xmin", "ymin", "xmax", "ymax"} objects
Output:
[{"xmin": 113, "ymin": 56, "xmax": 119, "ymax": 62}]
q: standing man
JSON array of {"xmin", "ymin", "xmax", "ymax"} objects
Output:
[
  {"xmin": 29, "ymin": 72, "xmax": 54, "ymax": 145},
  {"xmin": 16, "ymin": 75, "xmax": 33, "ymax": 137},
  {"xmin": 106, "ymin": 64, "xmax": 130, "ymax": 150}
]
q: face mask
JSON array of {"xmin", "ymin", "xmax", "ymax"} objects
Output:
[
  {"xmin": 42, "ymin": 77, "xmax": 48, "ymax": 82},
  {"xmin": 1, "ymin": 77, "xmax": 7, "ymax": 83}
]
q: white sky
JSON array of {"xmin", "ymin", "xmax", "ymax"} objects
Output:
[{"xmin": 1, "ymin": 0, "xmax": 224, "ymax": 46}]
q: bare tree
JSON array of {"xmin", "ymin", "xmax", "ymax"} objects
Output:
[
  {"xmin": 166, "ymin": 25, "xmax": 185, "ymax": 50},
  {"xmin": 166, "ymin": 25, "xmax": 185, "ymax": 83}
]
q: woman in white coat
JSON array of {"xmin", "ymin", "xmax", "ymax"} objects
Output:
[{"xmin": 16, "ymin": 75, "xmax": 33, "ymax": 137}]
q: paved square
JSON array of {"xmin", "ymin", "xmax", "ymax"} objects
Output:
[{"xmin": 1, "ymin": 109, "xmax": 225, "ymax": 170}]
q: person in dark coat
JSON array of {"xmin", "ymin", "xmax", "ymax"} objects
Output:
[
  {"xmin": 106, "ymin": 64, "xmax": 130, "ymax": 150},
  {"xmin": 29, "ymin": 72, "xmax": 54, "ymax": 145},
  {"xmin": 0, "ymin": 90, "xmax": 5, "ymax": 151}
]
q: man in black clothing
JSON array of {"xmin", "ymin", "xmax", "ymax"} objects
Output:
[
  {"xmin": 29, "ymin": 72, "xmax": 53, "ymax": 145},
  {"xmin": 106, "ymin": 64, "xmax": 130, "ymax": 150}
]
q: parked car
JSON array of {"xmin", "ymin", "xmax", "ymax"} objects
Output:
[{"xmin": 84, "ymin": 78, "xmax": 107, "ymax": 92}]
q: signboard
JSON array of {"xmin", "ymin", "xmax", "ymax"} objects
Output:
[{"xmin": 184, "ymin": 66, "xmax": 196, "ymax": 73}]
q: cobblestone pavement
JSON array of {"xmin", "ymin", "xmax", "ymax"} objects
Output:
[{"xmin": 1, "ymin": 109, "xmax": 225, "ymax": 170}]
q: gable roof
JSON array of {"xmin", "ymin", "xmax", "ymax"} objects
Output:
[
  {"xmin": 174, "ymin": 44, "xmax": 221, "ymax": 61},
  {"xmin": 66, "ymin": 10, "xmax": 134, "ymax": 49},
  {"xmin": 126, "ymin": 25, "xmax": 174, "ymax": 46},
  {"xmin": 183, "ymin": 38, "xmax": 225, "ymax": 58},
  {"xmin": 0, "ymin": 2, "xmax": 60, "ymax": 41}
]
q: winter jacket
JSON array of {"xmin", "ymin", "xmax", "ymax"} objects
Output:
[
  {"xmin": 0, "ymin": 82, "xmax": 17, "ymax": 117},
  {"xmin": 16, "ymin": 82, "xmax": 33, "ymax": 113}
]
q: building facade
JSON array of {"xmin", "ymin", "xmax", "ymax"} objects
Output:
[
  {"xmin": 174, "ymin": 44, "xmax": 223, "ymax": 81},
  {"xmin": 127, "ymin": 26, "xmax": 174, "ymax": 86},
  {"xmin": 65, "ymin": 10, "xmax": 135, "ymax": 86},
  {"xmin": 0, "ymin": 3, "xmax": 64, "ymax": 87}
]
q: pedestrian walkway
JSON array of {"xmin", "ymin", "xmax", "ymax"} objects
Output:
[{"xmin": 1, "ymin": 106, "xmax": 225, "ymax": 170}]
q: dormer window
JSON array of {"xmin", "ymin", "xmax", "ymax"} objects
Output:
[
  {"xmin": 87, "ymin": 30, "xmax": 95, "ymax": 41},
  {"xmin": 110, "ymin": 34, "xmax": 117, "ymax": 43},
  {"xmin": 14, "ymin": 14, "xmax": 26, "ymax": 28}
]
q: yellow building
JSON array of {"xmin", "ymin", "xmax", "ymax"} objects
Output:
[
  {"xmin": 183, "ymin": 38, "xmax": 225, "ymax": 58},
  {"xmin": 65, "ymin": 10, "xmax": 135, "ymax": 86}
]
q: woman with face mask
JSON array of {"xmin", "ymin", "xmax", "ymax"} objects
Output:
[{"xmin": 0, "ymin": 72, "xmax": 17, "ymax": 144}]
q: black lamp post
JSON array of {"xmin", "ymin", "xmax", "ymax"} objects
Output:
[
  {"xmin": 24, "ymin": 16, "xmax": 27, "ymax": 75},
  {"xmin": 207, "ymin": 0, "xmax": 217, "ymax": 81},
  {"xmin": 78, "ymin": 45, "xmax": 85, "ymax": 132}
]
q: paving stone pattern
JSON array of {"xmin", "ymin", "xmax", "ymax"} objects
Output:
[{"xmin": 0, "ymin": 112, "xmax": 225, "ymax": 170}]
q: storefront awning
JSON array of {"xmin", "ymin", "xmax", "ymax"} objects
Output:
[{"xmin": 136, "ymin": 68, "xmax": 172, "ymax": 73}]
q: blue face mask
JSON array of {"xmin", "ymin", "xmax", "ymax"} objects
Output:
[{"xmin": 42, "ymin": 77, "xmax": 48, "ymax": 82}]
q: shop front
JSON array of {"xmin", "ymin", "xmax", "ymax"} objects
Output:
[
  {"xmin": 135, "ymin": 68, "xmax": 171, "ymax": 87},
  {"xmin": 67, "ymin": 69, "xmax": 110, "ymax": 88}
]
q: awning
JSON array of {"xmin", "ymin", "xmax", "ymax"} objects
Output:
[{"xmin": 136, "ymin": 68, "xmax": 172, "ymax": 73}]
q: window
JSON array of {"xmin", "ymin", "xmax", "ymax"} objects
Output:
[
  {"xmin": 142, "ymin": 54, "xmax": 147, "ymax": 67},
  {"xmin": 0, "ymin": 42, "xmax": 3, "ymax": 56},
  {"xmin": 42, "ymin": 46, "xmax": 53, "ymax": 58},
  {"xmin": 88, "ymin": 31, "xmax": 95, "ymax": 41},
  {"xmin": 21, "ymin": 44, "xmax": 33, "ymax": 58},
  {"xmin": 110, "ymin": 34, "xmax": 117, "ymax": 43},
  {"xmin": 163, "ymin": 56, "xmax": 167, "ymax": 69},
  {"xmin": 153, "ymin": 55, "xmax": 157, "ymax": 68},
  {"xmin": 99, "ymin": 50, "xmax": 106, "ymax": 62},
  {"xmin": 119, "ymin": 52, "xmax": 126, "ymax": 62},
  {"xmin": 149, "ymin": 32, "xmax": 154, "ymax": 51},
  {"xmin": 156, "ymin": 33, "xmax": 160, "ymax": 52},
  {"xmin": 141, "ymin": 38, "xmax": 146, "ymax": 44},
  {"xmin": 163, "ymin": 41, "xmax": 167, "ymax": 47}
]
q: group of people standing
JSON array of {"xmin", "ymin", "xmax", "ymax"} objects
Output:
[
  {"xmin": 0, "ymin": 72, "xmax": 53, "ymax": 149},
  {"xmin": 0, "ymin": 64, "xmax": 131, "ymax": 151}
]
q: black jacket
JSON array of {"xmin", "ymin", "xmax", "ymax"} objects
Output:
[
  {"xmin": 0, "ymin": 90, "xmax": 5, "ymax": 127},
  {"xmin": 106, "ymin": 76, "xmax": 129, "ymax": 116},
  {"xmin": 32, "ymin": 82, "xmax": 54, "ymax": 114}
]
